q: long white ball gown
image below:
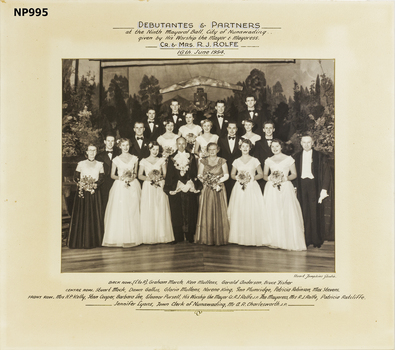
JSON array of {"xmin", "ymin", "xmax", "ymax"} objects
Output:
[
  {"xmin": 263, "ymin": 156, "xmax": 306, "ymax": 251},
  {"xmin": 139, "ymin": 157, "xmax": 174, "ymax": 244},
  {"xmin": 227, "ymin": 157, "xmax": 271, "ymax": 246},
  {"xmin": 103, "ymin": 155, "xmax": 142, "ymax": 247}
]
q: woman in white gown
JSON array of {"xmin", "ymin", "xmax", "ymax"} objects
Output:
[
  {"xmin": 195, "ymin": 119, "xmax": 219, "ymax": 159},
  {"xmin": 138, "ymin": 141, "xmax": 174, "ymax": 244},
  {"xmin": 241, "ymin": 119, "xmax": 261, "ymax": 145},
  {"xmin": 157, "ymin": 119, "xmax": 178, "ymax": 158},
  {"xmin": 102, "ymin": 138, "xmax": 142, "ymax": 248},
  {"xmin": 262, "ymin": 139, "xmax": 306, "ymax": 251},
  {"xmin": 227, "ymin": 139, "xmax": 271, "ymax": 246},
  {"xmin": 178, "ymin": 111, "xmax": 202, "ymax": 153}
]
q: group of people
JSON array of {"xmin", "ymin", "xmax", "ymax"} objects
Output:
[{"xmin": 67, "ymin": 97, "xmax": 332, "ymax": 252}]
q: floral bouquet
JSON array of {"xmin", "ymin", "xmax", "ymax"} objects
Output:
[
  {"xmin": 236, "ymin": 170, "xmax": 252, "ymax": 191},
  {"xmin": 148, "ymin": 169, "xmax": 163, "ymax": 188},
  {"xmin": 198, "ymin": 172, "xmax": 222, "ymax": 192},
  {"xmin": 77, "ymin": 175, "xmax": 97, "ymax": 198},
  {"xmin": 120, "ymin": 169, "xmax": 135, "ymax": 188},
  {"xmin": 185, "ymin": 133, "xmax": 197, "ymax": 145},
  {"xmin": 271, "ymin": 170, "xmax": 285, "ymax": 191},
  {"xmin": 173, "ymin": 152, "xmax": 191, "ymax": 177},
  {"xmin": 162, "ymin": 146, "xmax": 176, "ymax": 159}
]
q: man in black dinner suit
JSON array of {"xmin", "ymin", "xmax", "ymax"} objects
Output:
[
  {"xmin": 164, "ymin": 137, "xmax": 201, "ymax": 244},
  {"xmin": 294, "ymin": 133, "xmax": 332, "ymax": 248},
  {"xmin": 167, "ymin": 99, "xmax": 185, "ymax": 134},
  {"xmin": 237, "ymin": 95, "xmax": 265, "ymax": 136},
  {"xmin": 210, "ymin": 100, "xmax": 229, "ymax": 138},
  {"xmin": 129, "ymin": 121, "xmax": 150, "ymax": 161},
  {"xmin": 95, "ymin": 132, "xmax": 119, "ymax": 213},
  {"xmin": 253, "ymin": 120, "xmax": 276, "ymax": 192},
  {"xmin": 129, "ymin": 121, "xmax": 150, "ymax": 187},
  {"xmin": 143, "ymin": 107, "xmax": 162, "ymax": 141},
  {"xmin": 218, "ymin": 121, "xmax": 242, "ymax": 201}
]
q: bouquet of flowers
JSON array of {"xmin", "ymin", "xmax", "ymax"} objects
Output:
[
  {"xmin": 236, "ymin": 170, "xmax": 252, "ymax": 191},
  {"xmin": 162, "ymin": 146, "xmax": 176, "ymax": 159},
  {"xmin": 198, "ymin": 172, "xmax": 222, "ymax": 192},
  {"xmin": 77, "ymin": 175, "xmax": 97, "ymax": 198},
  {"xmin": 173, "ymin": 152, "xmax": 191, "ymax": 177},
  {"xmin": 185, "ymin": 133, "xmax": 197, "ymax": 145},
  {"xmin": 120, "ymin": 169, "xmax": 135, "ymax": 188},
  {"xmin": 147, "ymin": 169, "xmax": 163, "ymax": 188},
  {"xmin": 271, "ymin": 170, "xmax": 285, "ymax": 191}
]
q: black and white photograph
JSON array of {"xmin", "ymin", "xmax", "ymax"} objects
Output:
[
  {"xmin": 62, "ymin": 59, "xmax": 335, "ymax": 273},
  {"xmin": 2, "ymin": 1, "xmax": 393, "ymax": 349}
]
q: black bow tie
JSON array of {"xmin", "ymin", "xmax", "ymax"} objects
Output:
[
  {"xmin": 218, "ymin": 115, "xmax": 224, "ymax": 118},
  {"xmin": 172, "ymin": 113, "xmax": 178, "ymax": 116},
  {"xmin": 228, "ymin": 136, "xmax": 236, "ymax": 140},
  {"xmin": 106, "ymin": 150, "xmax": 113, "ymax": 154},
  {"xmin": 148, "ymin": 121, "xmax": 154, "ymax": 124},
  {"xmin": 137, "ymin": 137, "xmax": 144, "ymax": 141}
]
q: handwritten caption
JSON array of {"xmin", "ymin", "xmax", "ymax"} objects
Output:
[
  {"xmin": 115, "ymin": 21, "xmax": 280, "ymax": 56},
  {"xmin": 27, "ymin": 275, "xmax": 365, "ymax": 313}
]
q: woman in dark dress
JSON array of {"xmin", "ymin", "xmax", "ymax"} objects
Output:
[
  {"xmin": 67, "ymin": 144, "xmax": 105, "ymax": 249},
  {"xmin": 195, "ymin": 142, "xmax": 230, "ymax": 245}
]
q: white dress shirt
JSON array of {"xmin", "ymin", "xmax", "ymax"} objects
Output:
[
  {"xmin": 301, "ymin": 150, "xmax": 314, "ymax": 179},
  {"xmin": 228, "ymin": 136, "xmax": 236, "ymax": 153}
]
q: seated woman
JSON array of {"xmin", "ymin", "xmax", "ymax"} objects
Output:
[
  {"xmin": 68, "ymin": 144, "xmax": 105, "ymax": 249},
  {"xmin": 227, "ymin": 139, "xmax": 271, "ymax": 247},
  {"xmin": 241, "ymin": 119, "xmax": 261, "ymax": 145},
  {"xmin": 102, "ymin": 138, "xmax": 142, "ymax": 248},
  {"xmin": 157, "ymin": 119, "xmax": 178, "ymax": 158},
  {"xmin": 138, "ymin": 141, "xmax": 174, "ymax": 244},
  {"xmin": 195, "ymin": 142, "xmax": 230, "ymax": 246},
  {"xmin": 178, "ymin": 111, "xmax": 202, "ymax": 153},
  {"xmin": 195, "ymin": 119, "xmax": 219, "ymax": 159},
  {"xmin": 262, "ymin": 139, "xmax": 306, "ymax": 251}
]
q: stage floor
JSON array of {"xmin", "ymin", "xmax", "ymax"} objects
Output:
[{"xmin": 61, "ymin": 241, "xmax": 335, "ymax": 273}]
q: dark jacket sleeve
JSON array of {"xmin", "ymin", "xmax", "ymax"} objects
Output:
[{"xmin": 163, "ymin": 158, "xmax": 177, "ymax": 194}]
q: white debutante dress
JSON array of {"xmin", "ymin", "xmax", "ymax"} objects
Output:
[
  {"xmin": 157, "ymin": 134, "xmax": 178, "ymax": 153},
  {"xmin": 140, "ymin": 157, "xmax": 174, "ymax": 244},
  {"xmin": 196, "ymin": 134, "xmax": 219, "ymax": 156},
  {"xmin": 242, "ymin": 134, "xmax": 261, "ymax": 145},
  {"xmin": 227, "ymin": 157, "xmax": 271, "ymax": 246},
  {"xmin": 263, "ymin": 156, "xmax": 306, "ymax": 251},
  {"xmin": 179, "ymin": 124, "xmax": 202, "ymax": 138},
  {"xmin": 103, "ymin": 156, "xmax": 142, "ymax": 247}
]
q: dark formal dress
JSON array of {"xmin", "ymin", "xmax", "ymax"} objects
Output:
[
  {"xmin": 263, "ymin": 156, "xmax": 306, "ymax": 251},
  {"xmin": 253, "ymin": 137, "xmax": 274, "ymax": 192},
  {"xmin": 195, "ymin": 157, "xmax": 229, "ymax": 246},
  {"xmin": 67, "ymin": 160, "xmax": 105, "ymax": 249},
  {"xmin": 237, "ymin": 109, "xmax": 265, "ymax": 136},
  {"xmin": 209, "ymin": 113, "xmax": 229, "ymax": 138},
  {"xmin": 294, "ymin": 149, "xmax": 332, "ymax": 247},
  {"xmin": 143, "ymin": 120, "xmax": 163, "ymax": 141},
  {"xmin": 218, "ymin": 135, "xmax": 242, "ymax": 201},
  {"xmin": 163, "ymin": 150, "xmax": 201, "ymax": 243},
  {"xmin": 96, "ymin": 149, "xmax": 119, "ymax": 213}
]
